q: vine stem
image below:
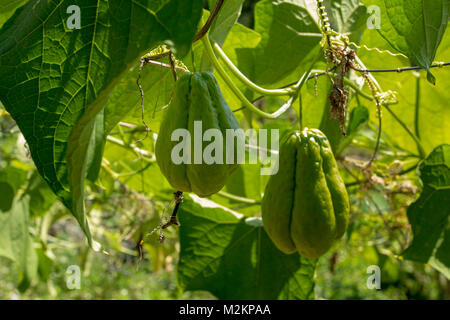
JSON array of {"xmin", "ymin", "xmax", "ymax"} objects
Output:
[
  {"xmin": 106, "ymin": 136, "xmax": 154, "ymax": 160},
  {"xmin": 217, "ymin": 191, "xmax": 261, "ymax": 205},
  {"xmin": 355, "ymin": 56, "xmax": 384, "ymax": 168},
  {"xmin": 365, "ymin": 106, "xmax": 382, "ymax": 169},
  {"xmin": 414, "ymin": 74, "xmax": 421, "ymax": 140},
  {"xmin": 353, "ymin": 62, "xmax": 450, "ymax": 73},
  {"xmin": 212, "ymin": 42, "xmax": 294, "ymax": 96},
  {"xmin": 345, "ymin": 161, "xmax": 419, "ymax": 187},
  {"xmin": 193, "ymin": 0, "xmax": 225, "ymax": 42},
  {"xmin": 343, "ymin": 77, "xmax": 374, "ymax": 101},
  {"xmin": 201, "ymin": 35, "xmax": 308, "ymax": 119},
  {"xmin": 384, "ymin": 105, "xmax": 426, "ymax": 158},
  {"xmin": 161, "ymin": 191, "xmax": 183, "ymax": 229},
  {"xmin": 142, "ymin": 60, "xmax": 187, "ymax": 72},
  {"xmin": 298, "ymin": 94, "xmax": 303, "ymax": 130}
]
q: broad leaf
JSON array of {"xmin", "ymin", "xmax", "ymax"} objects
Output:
[
  {"xmin": 403, "ymin": 144, "xmax": 450, "ymax": 279},
  {"xmin": 253, "ymin": 0, "xmax": 322, "ymax": 84},
  {"xmin": 356, "ymin": 28, "xmax": 450, "ymax": 155},
  {"xmin": 0, "ymin": 0, "xmax": 203, "ymax": 243},
  {"xmin": 200, "ymin": 0, "xmax": 245, "ymax": 72},
  {"xmin": 86, "ymin": 109, "xmax": 105, "ymax": 182},
  {"xmin": 324, "ymin": 0, "xmax": 368, "ymax": 42},
  {"xmin": 361, "ymin": 0, "xmax": 449, "ymax": 83},
  {"xmin": 208, "ymin": 0, "xmax": 245, "ymax": 47},
  {"xmin": 178, "ymin": 195, "xmax": 316, "ymax": 300}
]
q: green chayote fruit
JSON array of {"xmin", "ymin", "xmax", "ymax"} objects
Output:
[
  {"xmin": 155, "ymin": 72, "xmax": 242, "ymax": 197},
  {"xmin": 261, "ymin": 128, "xmax": 349, "ymax": 258}
]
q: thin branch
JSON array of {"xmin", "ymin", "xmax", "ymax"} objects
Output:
[
  {"xmin": 384, "ymin": 105, "xmax": 426, "ymax": 158},
  {"xmin": 136, "ymin": 60, "xmax": 151, "ymax": 142},
  {"xmin": 217, "ymin": 191, "xmax": 261, "ymax": 205},
  {"xmin": 135, "ymin": 51, "xmax": 185, "ymax": 144},
  {"xmin": 365, "ymin": 191, "xmax": 390, "ymax": 227},
  {"xmin": 298, "ymin": 94, "xmax": 303, "ymax": 130},
  {"xmin": 202, "ymin": 35, "xmax": 310, "ymax": 119},
  {"xmin": 213, "ymin": 42, "xmax": 293, "ymax": 96},
  {"xmin": 231, "ymin": 67, "xmax": 337, "ymax": 113},
  {"xmin": 353, "ymin": 62, "xmax": 450, "ymax": 73},
  {"xmin": 106, "ymin": 135, "xmax": 153, "ymax": 159},
  {"xmin": 142, "ymin": 52, "xmax": 170, "ymax": 61},
  {"xmin": 345, "ymin": 162, "xmax": 419, "ymax": 187},
  {"xmin": 235, "ymin": 67, "xmax": 373, "ymax": 112},
  {"xmin": 119, "ymin": 122, "xmax": 138, "ymax": 129},
  {"xmin": 363, "ymin": 103, "xmax": 382, "ymax": 169},
  {"xmin": 161, "ymin": 191, "xmax": 183, "ymax": 229},
  {"xmin": 168, "ymin": 52, "xmax": 178, "ymax": 81},
  {"xmin": 143, "ymin": 60, "xmax": 188, "ymax": 72},
  {"xmin": 193, "ymin": 0, "xmax": 225, "ymax": 42},
  {"xmin": 274, "ymin": 67, "xmax": 338, "ymax": 91}
]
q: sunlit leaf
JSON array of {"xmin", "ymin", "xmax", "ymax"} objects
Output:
[
  {"xmin": 178, "ymin": 195, "xmax": 316, "ymax": 300},
  {"xmin": 361, "ymin": 0, "xmax": 449, "ymax": 83},
  {"xmin": 403, "ymin": 144, "xmax": 450, "ymax": 279},
  {"xmin": 253, "ymin": 0, "xmax": 322, "ymax": 84}
]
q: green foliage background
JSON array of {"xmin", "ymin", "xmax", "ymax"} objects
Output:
[{"xmin": 0, "ymin": 0, "xmax": 449, "ymax": 300}]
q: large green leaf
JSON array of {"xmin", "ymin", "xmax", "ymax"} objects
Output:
[
  {"xmin": 0, "ymin": 0, "xmax": 203, "ymax": 243},
  {"xmin": 207, "ymin": 0, "xmax": 245, "ymax": 47},
  {"xmin": 361, "ymin": 0, "xmax": 449, "ymax": 83},
  {"xmin": 253, "ymin": 0, "xmax": 322, "ymax": 85},
  {"xmin": 403, "ymin": 144, "xmax": 450, "ymax": 279},
  {"xmin": 215, "ymin": 22, "xmax": 262, "ymax": 107},
  {"xmin": 324, "ymin": 0, "xmax": 368, "ymax": 42},
  {"xmin": 177, "ymin": 195, "xmax": 316, "ymax": 300},
  {"xmin": 356, "ymin": 27, "xmax": 450, "ymax": 155}
]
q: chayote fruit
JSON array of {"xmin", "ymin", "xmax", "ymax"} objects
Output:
[
  {"xmin": 155, "ymin": 72, "xmax": 242, "ymax": 197},
  {"xmin": 261, "ymin": 128, "xmax": 349, "ymax": 258}
]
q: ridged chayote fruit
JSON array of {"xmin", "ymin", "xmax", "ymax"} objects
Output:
[
  {"xmin": 155, "ymin": 72, "xmax": 242, "ymax": 197},
  {"xmin": 261, "ymin": 128, "xmax": 349, "ymax": 258}
]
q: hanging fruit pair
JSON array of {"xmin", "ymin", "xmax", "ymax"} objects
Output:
[{"xmin": 155, "ymin": 72, "xmax": 348, "ymax": 259}]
